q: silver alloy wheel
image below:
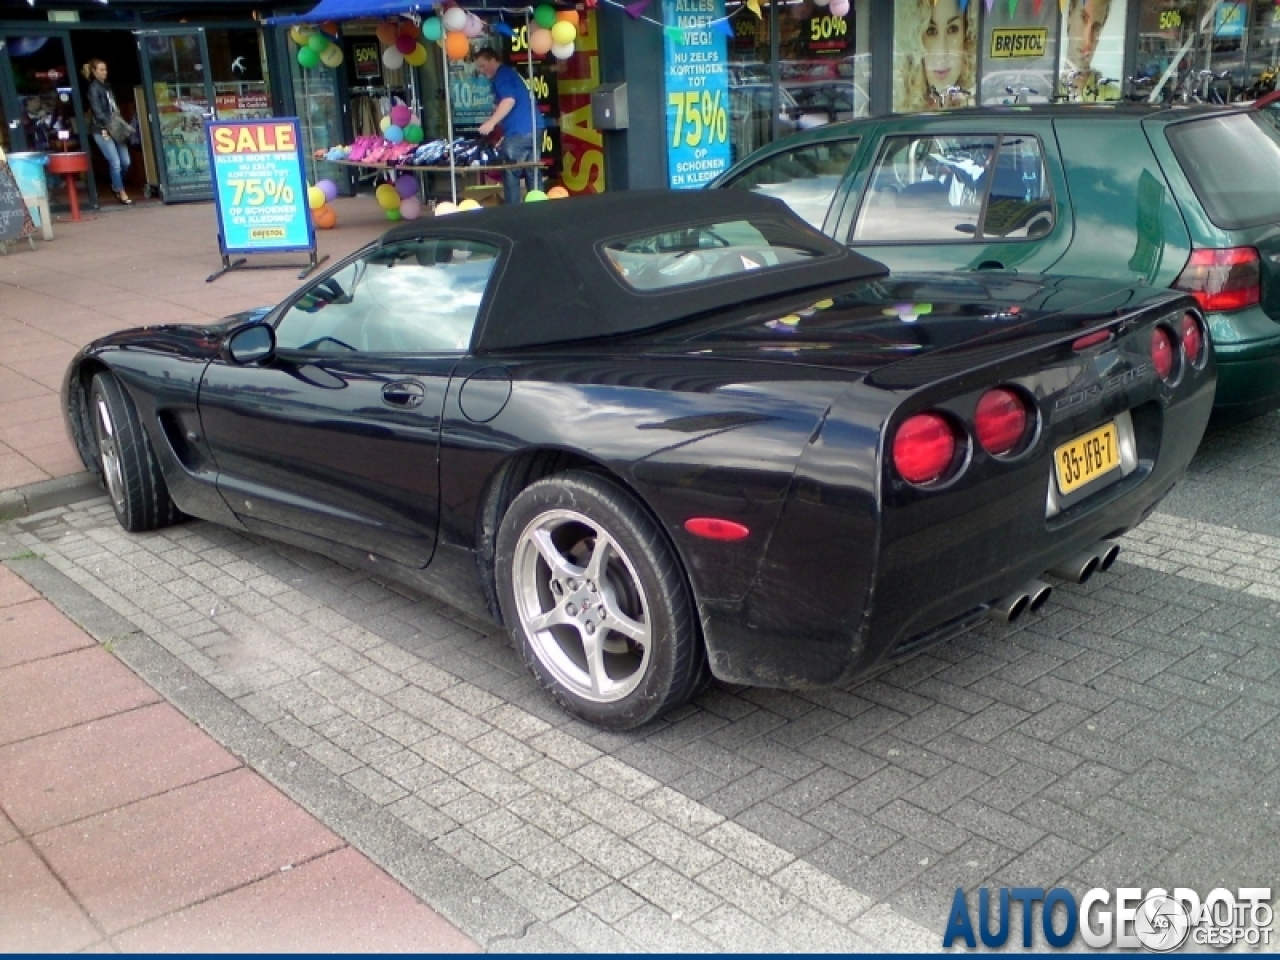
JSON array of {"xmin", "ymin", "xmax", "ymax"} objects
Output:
[
  {"xmin": 512, "ymin": 507, "xmax": 652, "ymax": 704},
  {"xmin": 94, "ymin": 395, "xmax": 125, "ymax": 510}
]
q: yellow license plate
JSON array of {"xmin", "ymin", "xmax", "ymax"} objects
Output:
[{"xmin": 1054, "ymin": 422, "xmax": 1120, "ymax": 496}]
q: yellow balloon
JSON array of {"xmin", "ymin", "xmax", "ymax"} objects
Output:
[
  {"xmin": 290, "ymin": 25, "xmax": 317, "ymax": 46},
  {"xmin": 307, "ymin": 185, "xmax": 326, "ymax": 210},
  {"xmin": 457, "ymin": 198, "xmax": 482, "ymax": 210},
  {"xmin": 550, "ymin": 21, "xmax": 577, "ymax": 46},
  {"xmin": 375, "ymin": 183, "xmax": 401, "ymax": 210},
  {"xmin": 404, "ymin": 43, "xmax": 428, "ymax": 66},
  {"xmin": 435, "ymin": 201, "xmax": 458, "ymax": 216},
  {"xmin": 319, "ymin": 44, "xmax": 345, "ymax": 68}
]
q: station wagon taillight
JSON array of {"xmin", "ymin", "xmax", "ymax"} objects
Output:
[
  {"xmin": 1180, "ymin": 312, "xmax": 1205, "ymax": 365},
  {"xmin": 974, "ymin": 388, "xmax": 1033, "ymax": 457},
  {"xmin": 1173, "ymin": 247, "xmax": 1261, "ymax": 312},
  {"xmin": 893, "ymin": 413, "xmax": 961, "ymax": 486},
  {"xmin": 1152, "ymin": 326, "xmax": 1177, "ymax": 381}
]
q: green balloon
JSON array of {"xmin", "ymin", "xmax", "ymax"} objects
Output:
[
  {"xmin": 297, "ymin": 47, "xmax": 321, "ymax": 68},
  {"xmin": 534, "ymin": 4, "xmax": 557, "ymax": 29},
  {"xmin": 524, "ymin": 189, "xmax": 548, "ymax": 202},
  {"xmin": 386, "ymin": 208, "xmax": 402, "ymax": 221},
  {"xmin": 422, "ymin": 16, "xmax": 443, "ymax": 42},
  {"xmin": 307, "ymin": 32, "xmax": 331, "ymax": 53},
  {"xmin": 404, "ymin": 124, "xmax": 424, "ymax": 144}
]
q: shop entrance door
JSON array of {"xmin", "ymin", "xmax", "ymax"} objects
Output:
[{"xmin": 137, "ymin": 29, "xmax": 217, "ymax": 202}]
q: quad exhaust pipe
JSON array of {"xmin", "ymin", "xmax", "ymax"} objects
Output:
[
  {"xmin": 1048, "ymin": 540, "xmax": 1120, "ymax": 584},
  {"xmin": 988, "ymin": 579, "xmax": 1053, "ymax": 623}
]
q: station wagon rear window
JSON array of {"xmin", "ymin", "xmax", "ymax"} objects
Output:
[
  {"xmin": 1167, "ymin": 113, "xmax": 1280, "ymax": 230},
  {"xmin": 602, "ymin": 219, "xmax": 830, "ymax": 291}
]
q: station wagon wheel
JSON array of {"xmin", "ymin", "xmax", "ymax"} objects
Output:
[
  {"xmin": 495, "ymin": 471, "xmax": 707, "ymax": 729},
  {"xmin": 88, "ymin": 371, "xmax": 180, "ymax": 533}
]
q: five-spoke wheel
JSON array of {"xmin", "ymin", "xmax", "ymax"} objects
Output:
[{"xmin": 88, "ymin": 372, "xmax": 180, "ymax": 532}]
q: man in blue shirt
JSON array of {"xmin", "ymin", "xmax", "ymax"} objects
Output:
[{"xmin": 475, "ymin": 48, "xmax": 544, "ymax": 203}]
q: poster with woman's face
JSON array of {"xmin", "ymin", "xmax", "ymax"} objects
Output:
[
  {"xmin": 1059, "ymin": 0, "xmax": 1127, "ymax": 100},
  {"xmin": 893, "ymin": 0, "xmax": 978, "ymax": 112}
]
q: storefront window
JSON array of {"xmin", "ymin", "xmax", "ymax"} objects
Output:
[
  {"xmin": 1059, "ymin": 0, "xmax": 1128, "ymax": 100},
  {"xmin": 979, "ymin": 0, "xmax": 1057, "ymax": 105},
  {"xmin": 893, "ymin": 0, "xmax": 978, "ymax": 111},
  {"xmin": 1246, "ymin": 0, "xmax": 1280, "ymax": 93},
  {"xmin": 1135, "ymin": 0, "xmax": 1196, "ymax": 92}
]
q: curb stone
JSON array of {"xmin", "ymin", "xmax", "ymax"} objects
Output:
[{"xmin": 0, "ymin": 472, "xmax": 101, "ymax": 522}]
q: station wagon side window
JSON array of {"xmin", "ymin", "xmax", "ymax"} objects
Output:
[
  {"xmin": 720, "ymin": 138, "xmax": 861, "ymax": 230},
  {"xmin": 273, "ymin": 238, "xmax": 500, "ymax": 354},
  {"xmin": 852, "ymin": 134, "xmax": 1053, "ymax": 243}
]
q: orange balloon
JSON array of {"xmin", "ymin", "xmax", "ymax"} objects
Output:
[
  {"xmin": 555, "ymin": 9, "xmax": 580, "ymax": 24},
  {"xmin": 529, "ymin": 28, "xmax": 554, "ymax": 56},
  {"xmin": 313, "ymin": 204, "xmax": 337, "ymax": 229},
  {"xmin": 547, "ymin": 185, "xmax": 569, "ymax": 198},
  {"xmin": 321, "ymin": 20, "xmax": 339, "ymax": 36},
  {"xmin": 375, "ymin": 22, "xmax": 398, "ymax": 45},
  {"xmin": 445, "ymin": 31, "xmax": 470, "ymax": 59}
]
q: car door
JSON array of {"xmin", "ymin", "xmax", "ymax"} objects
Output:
[
  {"xmin": 197, "ymin": 234, "xmax": 502, "ymax": 568},
  {"xmin": 828, "ymin": 121, "xmax": 1073, "ymax": 275},
  {"xmin": 716, "ymin": 132, "xmax": 865, "ymax": 232}
]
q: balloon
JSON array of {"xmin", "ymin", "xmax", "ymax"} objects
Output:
[
  {"xmin": 404, "ymin": 124, "xmax": 425, "ymax": 143},
  {"xmin": 399, "ymin": 196, "xmax": 422, "ymax": 220},
  {"xmin": 828, "ymin": 0, "xmax": 849, "ymax": 13},
  {"xmin": 318, "ymin": 179, "xmax": 339, "ymax": 202},
  {"xmin": 547, "ymin": 185, "xmax": 569, "ymax": 198},
  {"xmin": 457, "ymin": 198, "xmax": 482, "ymax": 210},
  {"xmin": 524, "ymin": 189, "xmax": 548, "ymax": 202},
  {"xmin": 529, "ymin": 28, "xmax": 554, "ymax": 55},
  {"xmin": 462, "ymin": 14, "xmax": 485, "ymax": 38},
  {"xmin": 445, "ymin": 31, "xmax": 470, "ymax": 59},
  {"xmin": 379, "ymin": 115, "xmax": 392, "ymax": 132},
  {"xmin": 405, "ymin": 43, "xmax": 428, "ymax": 66},
  {"xmin": 386, "ymin": 208, "xmax": 402, "ymax": 221},
  {"xmin": 551, "ymin": 20, "xmax": 576, "ymax": 46},
  {"xmin": 376, "ymin": 184, "xmax": 401, "ymax": 210},
  {"xmin": 321, "ymin": 20, "xmax": 339, "ymax": 36},
  {"xmin": 398, "ymin": 19, "xmax": 421, "ymax": 38},
  {"xmin": 396, "ymin": 33, "xmax": 417, "ymax": 54},
  {"xmin": 395, "ymin": 173, "xmax": 418, "ymax": 198},
  {"xmin": 551, "ymin": 42, "xmax": 575, "ymax": 59},
  {"xmin": 556, "ymin": 9, "xmax": 580, "ymax": 24},
  {"xmin": 534, "ymin": 4, "xmax": 557, "ymax": 28},
  {"xmin": 319, "ymin": 44, "xmax": 345, "ymax": 68},
  {"xmin": 290, "ymin": 25, "xmax": 316, "ymax": 46},
  {"xmin": 375, "ymin": 22, "xmax": 399, "ymax": 45},
  {"xmin": 297, "ymin": 47, "xmax": 320, "ymax": 69},
  {"xmin": 422, "ymin": 17, "xmax": 444, "ymax": 42},
  {"xmin": 435, "ymin": 201, "xmax": 458, "ymax": 216},
  {"xmin": 307, "ymin": 33, "xmax": 331, "ymax": 53},
  {"xmin": 382, "ymin": 46, "xmax": 405, "ymax": 69},
  {"xmin": 307, "ymin": 185, "xmax": 325, "ymax": 209},
  {"xmin": 313, "ymin": 204, "xmax": 337, "ymax": 229},
  {"xmin": 390, "ymin": 104, "xmax": 412, "ymax": 127},
  {"xmin": 442, "ymin": 6, "xmax": 469, "ymax": 31},
  {"xmin": 384, "ymin": 124, "xmax": 405, "ymax": 143}
]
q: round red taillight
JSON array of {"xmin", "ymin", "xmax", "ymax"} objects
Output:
[
  {"xmin": 1151, "ymin": 326, "xmax": 1176, "ymax": 381},
  {"xmin": 893, "ymin": 413, "xmax": 959, "ymax": 485},
  {"xmin": 1180, "ymin": 312, "xmax": 1203, "ymax": 366},
  {"xmin": 975, "ymin": 387, "xmax": 1031, "ymax": 457}
]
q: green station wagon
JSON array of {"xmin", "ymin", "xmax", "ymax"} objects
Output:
[{"xmin": 712, "ymin": 103, "xmax": 1280, "ymax": 421}]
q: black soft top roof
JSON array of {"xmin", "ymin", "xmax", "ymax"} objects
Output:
[{"xmin": 380, "ymin": 189, "xmax": 889, "ymax": 351}]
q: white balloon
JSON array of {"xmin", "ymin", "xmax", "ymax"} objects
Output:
[
  {"xmin": 383, "ymin": 46, "xmax": 405, "ymax": 69},
  {"xmin": 463, "ymin": 13, "xmax": 486, "ymax": 37},
  {"xmin": 550, "ymin": 41, "xmax": 575, "ymax": 59},
  {"xmin": 442, "ymin": 6, "xmax": 469, "ymax": 31},
  {"xmin": 827, "ymin": 0, "xmax": 849, "ymax": 14}
]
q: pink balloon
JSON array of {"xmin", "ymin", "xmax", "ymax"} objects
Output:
[
  {"xmin": 828, "ymin": 0, "xmax": 849, "ymax": 15},
  {"xmin": 396, "ymin": 33, "xmax": 417, "ymax": 54},
  {"xmin": 463, "ymin": 13, "xmax": 486, "ymax": 38},
  {"xmin": 390, "ymin": 103, "xmax": 412, "ymax": 127},
  {"xmin": 400, "ymin": 196, "xmax": 422, "ymax": 220}
]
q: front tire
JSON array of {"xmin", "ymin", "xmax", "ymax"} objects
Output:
[
  {"xmin": 495, "ymin": 471, "xmax": 707, "ymax": 729},
  {"xmin": 89, "ymin": 371, "xmax": 180, "ymax": 532}
]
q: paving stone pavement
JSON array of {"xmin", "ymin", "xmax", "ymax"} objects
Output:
[{"xmin": 4, "ymin": 409, "xmax": 1280, "ymax": 952}]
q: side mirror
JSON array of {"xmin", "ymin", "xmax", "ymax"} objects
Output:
[{"xmin": 223, "ymin": 322, "xmax": 276, "ymax": 365}]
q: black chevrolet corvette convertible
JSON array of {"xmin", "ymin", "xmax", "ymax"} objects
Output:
[{"xmin": 63, "ymin": 191, "xmax": 1214, "ymax": 728}]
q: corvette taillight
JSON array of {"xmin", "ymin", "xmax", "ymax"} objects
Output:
[
  {"xmin": 1173, "ymin": 247, "xmax": 1260, "ymax": 312},
  {"xmin": 1180, "ymin": 312, "xmax": 1204, "ymax": 366},
  {"xmin": 893, "ymin": 413, "xmax": 960, "ymax": 485},
  {"xmin": 1151, "ymin": 325, "xmax": 1177, "ymax": 381},
  {"xmin": 974, "ymin": 388, "xmax": 1032, "ymax": 457}
]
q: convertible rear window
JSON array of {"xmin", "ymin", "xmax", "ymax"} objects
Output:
[
  {"xmin": 1167, "ymin": 113, "xmax": 1280, "ymax": 230},
  {"xmin": 601, "ymin": 219, "xmax": 829, "ymax": 291}
]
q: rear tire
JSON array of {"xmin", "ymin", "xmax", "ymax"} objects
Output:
[
  {"xmin": 89, "ymin": 371, "xmax": 180, "ymax": 532},
  {"xmin": 495, "ymin": 471, "xmax": 707, "ymax": 729}
]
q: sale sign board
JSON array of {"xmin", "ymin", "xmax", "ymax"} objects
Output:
[
  {"xmin": 663, "ymin": 0, "xmax": 732, "ymax": 190},
  {"xmin": 207, "ymin": 118, "xmax": 314, "ymax": 256}
]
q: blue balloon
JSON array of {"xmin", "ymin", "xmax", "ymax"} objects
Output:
[{"xmin": 385, "ymin": 124, "xmax": 404, "ymax": 144}]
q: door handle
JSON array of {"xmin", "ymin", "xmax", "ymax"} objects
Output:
[{"xmin": 382, "ymin": 381, "xmax": 425, "ymax": 408}]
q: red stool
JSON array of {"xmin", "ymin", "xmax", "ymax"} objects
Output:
[{"xmin": 46, "ymin": 151, "xmax": 91, "ymax": 221}]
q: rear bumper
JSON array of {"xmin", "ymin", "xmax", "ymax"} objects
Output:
[{"xmin": 1209, "ymin": 307, "xmax": 1280, "ymax": 418}]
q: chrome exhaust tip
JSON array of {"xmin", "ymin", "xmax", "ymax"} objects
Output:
[
  {"xmin": 988, "ymin": 589, "xmax": 1030, "ymax": 623},
  {"xmin": 1049, "ymin": 550, "xmax": 1101, "ymax": 584},
  {"xmin": 1025, "ymin": 579, "xmax": 1053, "ymax": 613}
]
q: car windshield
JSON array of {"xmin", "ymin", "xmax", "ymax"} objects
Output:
[
  {"xmin": 1166, "ymin": 112, "xmax": 1280, "ymax": 230},
  {"xmin": 601, "ymin": 218, "xmax": 829, "ymax": 291}
]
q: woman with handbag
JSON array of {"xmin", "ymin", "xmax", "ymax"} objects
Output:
[{"xmin": 83, "ymin": 59, "xmax": 134, "ymax": 205}]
